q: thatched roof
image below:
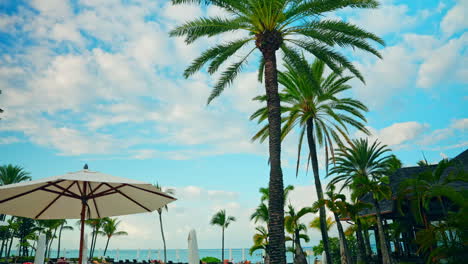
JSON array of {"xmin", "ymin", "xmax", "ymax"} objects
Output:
[{"xmin": 356, "ymin": 149, "xmax": 468, "ymax": 217}]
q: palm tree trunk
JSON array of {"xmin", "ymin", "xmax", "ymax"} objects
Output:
[
  {"xmin": 0, "ymin": 238, "xmax": 5, "ymax": 258},
  {"xmin": 221, "ymin": 227, "xmax": 225, "ymax": 261},
  {"xmin": 306, "ymin": 119, "xmax": 332, "ymax": 264},
  {"xmin": 57, "ymin": 224, "xmax": 63, "ymax": 258},
  {"xmin": 7, "ymin": 234, "xmax": 14, "ymax": 258},
  {"xmin": 261, "ymin": 42, "xmax": 286, "ymax": 264},
  {"xmin": 293, "ymin": 230, "xmax": 307, "ymax": 264},
  {"xmin": 356, "ymin": 219, "xmax": 367, "ymax": 263},
  {"xmin": 158, "ymin": 212, "xmax": 167, "ymax": 263},
  {"xmin": 103, "ymin": 237, "xmax": 110, "ymax": 256},
  {"xmin": 363, "ymin": 227, "xmax": 372, "ymax": 258},
  {"xmin": 333, "ymin": 212, "xmax": 352, "ymax": 264},
  {"xmin": 48, "ymin": 227, "xmax": 57, "ymax": 258},
  {"xmin": 372, "ymin": 197, "xmax": 392, "ymax": 264}
]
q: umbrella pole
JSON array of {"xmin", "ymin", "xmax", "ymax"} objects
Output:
[{"xmin": 79, "ymin": 201, "xmax": 86, "ymax": 264}]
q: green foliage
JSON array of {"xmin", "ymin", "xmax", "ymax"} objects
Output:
[
  {"xmin": 170, "ymin": 0, "xmax": 384, "ymax": 103},
  {"xmin": 210, "ymin": 209, "xmax": 236, "ymax": 228},
  {"xmin": 200, "ymin": 256, "xmax": 221, "ymax": 263},
  {"xmin": 312, "ymin": 236, "xmax": 357, "ymax": 263},
  {"xmin": 0, "ymin": 164, "xmax": 31, "ymax": 185}
]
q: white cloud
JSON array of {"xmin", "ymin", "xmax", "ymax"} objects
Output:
[
  {"xmin": 440, "ymin": 0, "xmax": 468, "ymax": 37},
  {"xmin": 418, "ymin": 118, "xmax": 468, "ymax": 146},
  {"xmin": 356, "ymin": 122, "xmax": 429, "ymax": 148},
  {"xmin": 0, "ymin": 136, "xmax": 21, "ymax": 145}
]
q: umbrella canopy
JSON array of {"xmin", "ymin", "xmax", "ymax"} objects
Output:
[{"xmin": 0, "ymin": 166, "xmax": 176, "ymax": 264}]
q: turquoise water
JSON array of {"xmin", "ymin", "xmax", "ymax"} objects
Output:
[{"xmin": 43, "ymin": 248, "xmax": 319, "ymax": 263}]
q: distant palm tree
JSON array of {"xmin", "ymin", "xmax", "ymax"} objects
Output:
[
  {"xmin": 210, "ymin": 209, "xmax": 236, "ymax": 261},
  {"xmin": 56, "ymin": 220, "xmax": 73, "ymax": 258},
  {"xmin": 313, "ymin": 184, "xmax": 352, "ymax": 264},
  {"xmin": 99, "ymin": 218, "xmax": 128, "ymax": 256},
  {"xmin": 249, "ymin": 226, "xmax": 268, "ymax": 257},
  {"xmin": 81, "ymin": 218, "xmax": 106, "ymax": 258},
  {"xmin": 330, "ymin": 138, "xmax": 394, "ymax": 264},
  {"xmin": 252, "ymin": 57, "xmax": 370, "ymax": 263},
  {"xmin": 0, "ymin": 165, "xmax": 31, "ymax": 185},
  {"xmin": 170, "ymin": 1, "xmax": 384, "ymax": 262},
  {"xmin": 284, "ymin": 205, "xmax": 312, "ymax": 264},
  {"xmin": 309, "ymin": 216, "xmax": 335, "ymax": 232},
  {"xmin": 153, "ymin": 184, "xmax": 175, "ymax": 263}
]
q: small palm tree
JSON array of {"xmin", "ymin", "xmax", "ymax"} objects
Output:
[
  {"xmin": 309, "ymin": 216, "xmax": 335, "ymax": 232},
  {"xmin": 99, "ymin": 218, "xmax": 128, "ymax": 256},
  {"xmin": 284, "ymin": 205, "xmax": 312, "ymax": 264},
  {"xmin": 210, "ymin": 209, "xmax": 236, "ymax": 261},
  {"xmin": 330, "ymin": 138, "xmax": 394, "ymax": 264},
  {"xmin": 249, "ymin": 226, "xmax": 268, "ymax": 257},
  {"xmin": 170, "ymin": 1, "xmax": 384, "ymax": 262},
  {"xmin": 154, "ymin": 184, "xmax": 175, "ymax": 263},
  {"xmin": 56, "ymin": 220, "xmax": 73, "ymax": 258},
  {"xmin": 252, "ymin": 57, "xmax": 370, "ymax": 262},
  {"xmin": 313, "ymin": 184, "xmax": 352, "ymax": 264},
  {"xmin": 0, "ymin": 165, "xmax": 31, "ymax": 185},
  {"xmin": 80, "ymin": 218, "xmax": 106, "ymax": 258}
]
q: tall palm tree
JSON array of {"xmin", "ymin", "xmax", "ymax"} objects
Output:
[
  {"xmin": 99, "ymin": 218, "xmax": 128, "ymax": 256},
  {"xmin": 313, "ymin": 184, "xmax": 352, "ymax": 264},
  {"xmin": 56, "ymin": 220, "xmax": 73, "ymax": 258},
  {"xmin": 0, "ymin": 165, "xmax": 31, "ymax": 185},
  {"xmin": 153, "ymin": 184, "xmax": 175, "ymax": 263},
  {"xmin": 329, "ymin": 138, "xmax": 394, "ymax": 264},
  {"xmin": 284, "ymin": 205, "xmax": 312, "ymax": 264},
  {"xmin": 210, "ymin": 209, "xmax": 236, "ymax": 261},
  {"xmin": 344, "ymin": 201, "xmax": 372, "ymax": 264},
  {"xmin": 81, "ymin": 218, "xmax": 106, "ymax": 259},
  {"xmin": 252, "ymin": 57, "xmax": 370, "ymax": 262},
  {"xmin": 170, "ymin": 1, "xmax": 384, "ymax": 262}
]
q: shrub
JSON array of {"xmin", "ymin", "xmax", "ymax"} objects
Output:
[{"xmin": 200, "ymin": 256, "xmax": 221, "ymax": 263}]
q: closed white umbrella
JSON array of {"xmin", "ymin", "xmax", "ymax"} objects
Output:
[
  {"xmin": 147, "ymin": 249, "xmax": 151, "ymax": 260},
  {"xmin": 229, "ymin": 248, "xmax": 232, "ymax": 261},
  {"xmin": 116, "ymin": 249, "xmax": 119, "ymax": 260},
  {"xmin": 136, "ymin": 249, "xmax": 140, "ymax": 260},
  {"xmin": 81, "ymin": 235, "xmax": 88, "ymax": 264},
  {"xmin": 321, "ymin": 251, "xmax": 327, "ymax": 264},
  {"xmin": 157, "ymin": 250, "xmax": 161, "ymax": 260},
  {"xmin": 242, "ymin": 248, "xmax": 245, "ymax": 261},
  {"xmin": 188, "ymin": 229, "xmax": 199, "ymax": 264},
  {"xmin": 34, "ymin": 234, "xmax": 46, "ymax": 264},
  {"xmin": 176, "ymin": 249, "xmax": 179, "ymax": 262},
  {"xmin": 0, "ymin": 165, "xmax": 176, "ymax": 264}
]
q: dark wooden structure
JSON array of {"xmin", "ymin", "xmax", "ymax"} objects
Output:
[{"xmin": 343, "ymin": 149, "xmax": 468, "ymax": 263}]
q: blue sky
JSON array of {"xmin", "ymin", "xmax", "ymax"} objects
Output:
[{"xmin": 0, "ymin": 0, "xmax": 467, "ymax": 251}]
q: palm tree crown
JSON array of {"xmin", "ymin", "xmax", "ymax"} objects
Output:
[
  {"xmin": 170, "ymin": 0, "xmax": 384, "ymax": 103},
  {"xmin": 211, "ymin": 209, "xmax": 236, "ymax": 228},
  {"xmin": 0, "ymin": 165, "xmax": 31, "ymax": 185}
]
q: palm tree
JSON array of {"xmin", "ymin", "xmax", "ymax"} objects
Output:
[
  {"xmin": 99, "ymin": 218, "xmax": 128, "ymax": 256},
  {"xmin": 210, "ymin": 209, "xmax": 236, "ymax": 261},
  {"xmin": 153, "ymin": 184, "xmax": 175, "ymax": 263},
  {"xmin": 170, "ymin": 1, "xmax": 384, "ymax": 262},
  {"xmin": 313, "ymin": 184, "xmax": 352, "ymax": 264},
  {"xmin": 251, "ymin": 185, "xmax": 295, "ymax": 225},
  {"xmin": 56, "ymin": 220, "xmax": 73, "ymax": 258},
  {"xmin": 309, "ymin": 216, "xmax": 335, "ymax": 232},
  {"xmin": 252, "ymin": 57, "xmax": 370, "ymax": 262},
  {"xmin": 344, "ymin": 201, "xmax": 373, "ymax": 263},
  {"xmin": 81, "ymin": 218, "xmax": 106, "ymax": 259},
  {"xmin": 0, "ymin": 165, "xmax": 31, "ymax": 185},
  {"xmin": 330, "ymin": 138, "xmax": 394, "ymax": 264},
  {"xmin": 284, "ymin": 205, "xmax": 312, "ymax": 264},
  {"xmin": 249, "ymin": 226, "xmax": 268, "ymax": 257}
]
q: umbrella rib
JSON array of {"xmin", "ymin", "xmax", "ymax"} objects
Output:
[
  {"xmin": 88, "ymin": 182, "xmax": 101, "ymax": 219},
  {"xmin": 89, "ymin": 184, "xmax": 126, "ymax": 199},
  {"xmin": 48, "ymin": 182, "xmax": 81, "ymax": 199},
  {"xmin": 0, "ymin": 180, "xmax": 65, "ymax": 204},
  {"xmin": 76, "ymin": 181, "xmax": 84, "ymax": 197},
  {"xmin": 103, "ymin": 183, "xmax": 151, "ymax": 212},
  {"xmin": 41, "ymin": 188, "xmax": 78, "ymax": 199},
  {"xmin": 87, "ymin": 183, "xmax": 105, "ymax": 197},
  {"xmin": 126, "ymin": 184, "xmax": 176, "ymax": 200},
  {"xmin": 35, "ymin": 181, "xmax": 76, "ymax": 219}
]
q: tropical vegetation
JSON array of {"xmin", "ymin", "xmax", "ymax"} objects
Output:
[
  {"xmin": 98, "ymin": 218, "xmax": 128, "ymax": 256},
  {"xmin": 170, "ymin": 0, "xmax": 384, "ymax": 261},
  {"xmin": 210, "ymin": 209, "xmax": 236, "ymax": 261},
  {"xmin": 153, "ymin": 184, "xmax": 175, "ymax": 263}
]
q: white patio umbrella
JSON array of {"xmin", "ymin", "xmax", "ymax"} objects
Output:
[
  {"xmin": 116, "ymin": 249, "xmax": 120, "ymax": 260},
  {"xmin": 34, "ymin": 234, "xmax": 46, "ymax": 264},
  {"xmin": 82, "ymin": 235, "xmax": 88, "ymax": 264},
  {"xmin": 0, "ymin": 165, "xmax": 176, "ymax": 264},
  {"xmin": 242, "ymin": 248, "xmax": 245, "ymax": 261},
  {"xmin": 136, "ymin": 249, "xmax": 140, "ymax": 260},
  {"xmin": 188, "ymin": 229, "xmax": 199, "ymax": 264},
  {"xmin": 146, "ymin": 249, "xmax": 151, "ymax": 260}
]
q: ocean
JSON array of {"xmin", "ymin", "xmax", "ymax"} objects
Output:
[{"xmin": 42, "ymin": 248, "xmax": 319, "ymax": 263}]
